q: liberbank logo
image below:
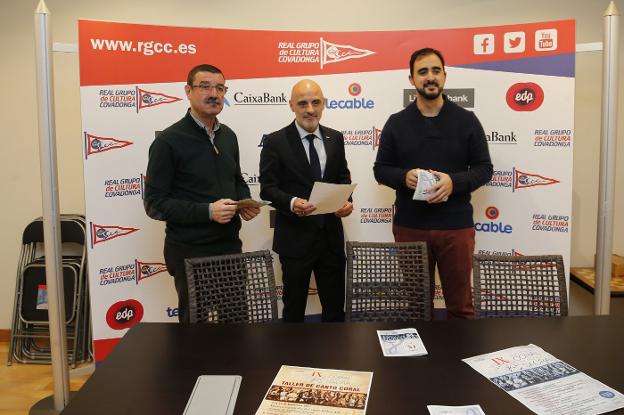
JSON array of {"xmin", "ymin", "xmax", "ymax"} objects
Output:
[
  {"xmin": 277, "ymin": 38, "xmax": 375, "ymax": 69},
  {"xmin": 404, "ymin": 89, "xmax": 474, "ymax": 108},
  {"xmin": 97, "ymin": 86, "xmax": 181, "ymax": 112},
  {"xmin": 325, "ymin": 83, "xmax": 375, "ymax": 110},
  {"xmin": 485, "ymin": 168, "xmax": 559, "ymax": 192}
]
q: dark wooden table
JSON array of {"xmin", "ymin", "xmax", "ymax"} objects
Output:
[{"xmin": 61, "ymin": 316, "xmax": 624, "ymax": 414}]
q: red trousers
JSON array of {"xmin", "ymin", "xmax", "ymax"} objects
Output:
[{"xmin": 393, "ymin": 225, "xmax": 475, "ymax": 319}]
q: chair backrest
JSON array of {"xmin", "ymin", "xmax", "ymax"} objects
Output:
[
  {"xmin": 22, "ymin": 217, "xmax": 86, "ymax": 245},
  {"xmin": 346, "ymin": 241, "xmax": 431, "ymax": 322},
  {"xmin": 185, "ymin": 250, "xmax": 278, "ymax": 324},
  {"xmin": 472, "ymin": 254, "xmax": 568, "ymax": 318}
]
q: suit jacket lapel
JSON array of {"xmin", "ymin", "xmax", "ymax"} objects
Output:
[
  {"xmin": 286, "ymin": 121, "xmax": 314, "ymax": 181},
  {"xmin": 320, "ymin": 125, "xmax": 335, "ymax": 180}
]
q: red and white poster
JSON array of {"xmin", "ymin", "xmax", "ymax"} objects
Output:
[{"xmin": 79, "ymin": 19, "xmax": 575, "ymax": 361}]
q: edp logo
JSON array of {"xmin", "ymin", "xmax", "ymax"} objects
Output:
[{"xmin": 506, "ymin": 82, "xmax": 544, "ymax": 112}]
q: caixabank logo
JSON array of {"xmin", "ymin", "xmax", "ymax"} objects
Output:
[
  {"xmin": 98, "ymin": 260, "xmax": 167, "ymax": 287},
  {"xmin": 325, "ymin": 83, "xmax": 375, "ymax": 110},
  {"xmin": 341, "ymin": 126, "xmax": 382, "ymax": 149},
  {"xmin": 533, "ymin": 129, "xmax": 572, "ymax": 148},
  {"xmin": 485, "ymin": 168, "xmax": 559, "ymax": 192},
  {"xmin": 506, "ymin": 82, "xmax": 544, "ymax": 111},
  {"xmin": 359, "ymin": 206, "xmax": 394, "ymax": 224},
  {"xmin": 531, "ymin": 212, "xmax": 570, "ymax": 233},
  {"xmin": 90, "ymin": 222, "xmax": 139, "ymax": 247},
  {"xmin": 475, "ymin": 206, "xmax": 513, "ymax": 234},
  {"xmin": 487, "ymin": 130, "xmax": 518, "ymax": 145},
  {"xmin": 103, "ymin": 174, "xmax": 145, "ymax": 199},
  {"xmin": 242, "ymin": 172, "xmax": 260, "ymax": 186},
  {"xmin": 84, "ymin": 132, "xmax": 133, "ymax": 159},
  {"xmin": 277, "ymin": 38, "xmax": 374, "ymax": 69},
  {"xmin": 232, "ymin": 91, "xmax": 287, "ymax": 105},
  {"xmin": 97, "ymin": 86, "xmax": 181, "ymax": 112},
  {"xmin": 106, "ymin": 299, "xmax": 144, "ymax": 330}
]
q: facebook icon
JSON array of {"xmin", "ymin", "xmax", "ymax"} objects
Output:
[{"xmin": 474, "ymin": 34, "xmax": 495, "ymax": 55}]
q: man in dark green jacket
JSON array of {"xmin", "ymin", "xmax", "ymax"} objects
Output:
[{"xmin": 144, "ymin": 64, "xmax": 260, "ymax": 322}]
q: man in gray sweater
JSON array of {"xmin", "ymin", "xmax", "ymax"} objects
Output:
[{"xmin": 144, "ymin": 64, "xmax": 260, "ymax": 322}]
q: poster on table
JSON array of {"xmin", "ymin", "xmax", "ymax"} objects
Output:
[
  {"xmin": 78, "ymin": 19, "xmax": 575, "ymax": 361},
  {"xmin": 256, "ymin": 365, "xmax": 373, "ymax": 414}
]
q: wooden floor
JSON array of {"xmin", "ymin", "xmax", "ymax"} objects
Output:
[{"xmin": 0, "ymin": 342, "xmax": 91, "ymax": 415}]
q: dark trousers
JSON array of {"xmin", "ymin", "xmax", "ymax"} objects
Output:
[
  {"xmin": 279, "ymin": 228, "xmax": 345, "ymax": 323},
  {"xmin": 164, "ymin": 239, "xmax": 241, "ymax": 323},
  {"xmin": 393, "ymin": 225, "xmax": 475, "ymax": 319}
]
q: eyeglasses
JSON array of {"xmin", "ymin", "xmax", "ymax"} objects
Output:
[{"xmin": 189, "ymin": 84, "xmax": 228, "ymax": 95}]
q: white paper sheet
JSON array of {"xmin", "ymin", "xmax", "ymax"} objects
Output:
[
  {"xmin": 427, "ymin": 404, "xmax": 485, "ymax": 415},
  {"xmin": 308, "ymin": 182, "xmax": 357, "ymax": 215},
  {"xmin": 183, "ymin": 375, "xmax": 241, "ymax": 415},
  {"xmin": 463, "ymin": 344, "xmax": 624, "ymax": 415},
  {"xmin": 412, "ymin": 169, "xmax": 438, "ymax": 201}
]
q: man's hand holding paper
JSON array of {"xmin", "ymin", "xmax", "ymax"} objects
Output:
[
  {"xmin": 411, "ymin": 169, "xmax": 450, "ymax": 203},
  {"xmin": 308, "ymin": 182, "xmax": 357, "ymax": 216}
]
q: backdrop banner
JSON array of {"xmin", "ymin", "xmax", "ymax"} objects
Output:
[{"xmin": 78, "ymin": 19, "xmax": 575, "ymax": 361}]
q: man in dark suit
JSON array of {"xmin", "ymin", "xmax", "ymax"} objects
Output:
[{"xmin": 260, "ymin": 79, "xmax": 353, "ymax": 322}]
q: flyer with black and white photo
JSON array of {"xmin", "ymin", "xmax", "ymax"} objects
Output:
[
  {"xmin": 463, "ymin": 344, "xmax": 624, "ymax": 415},
  {"xmin": 376, "ymin": 328, "xmax": 428, "ymax": 357}
]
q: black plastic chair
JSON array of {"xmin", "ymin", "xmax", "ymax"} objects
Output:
[
  {"xmin": 185, "ymin": 250, "xmax": 278, "ymax": 324},
  {"xmin": 472, "ymin": 254, "xmax": 568, "ymax": 318},
  {"xmin": 346, "ymin": 241, "xmax": 431, "ymax": 322}
]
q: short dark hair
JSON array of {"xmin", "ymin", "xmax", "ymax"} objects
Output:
[
  {"xmin": 187, "ymin": 64, "xmax": 224, "ymax": 85},
  {"xmin": 409, "ymin": 48, "xmax": 445, "ymax": 76}
]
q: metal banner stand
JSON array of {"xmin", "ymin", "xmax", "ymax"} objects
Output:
[
  {"xmin": 30, "ymin": 1, "xmax": 70, "ymax": 413},
  {"xmin": 595, "ymin": 1, "xmax": 620, "ymax": 315}
]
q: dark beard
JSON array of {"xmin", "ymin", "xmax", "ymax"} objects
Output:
[{"xmin": 416, "ymin": 85, "xmax": 442, "ymax": 100}]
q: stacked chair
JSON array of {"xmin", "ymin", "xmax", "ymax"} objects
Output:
[
  {"xmin": 185, "ymin": 250, "xmax": 279, "ymax": 324},
  {"xmin": 8, "ymin": 215, "xmax": 92, "ymax": 367},
  {"xmin": 345, "ymin": 241, "xmax": 432, "ymax": 322}
]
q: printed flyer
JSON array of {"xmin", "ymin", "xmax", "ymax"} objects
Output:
[
  {"xmin": 256, "ymin": 365, "xmax": 373, "ymax": 414},
  {"xmin": 463, "ymin": 344, "xmax": 624, "ymax": 415}
]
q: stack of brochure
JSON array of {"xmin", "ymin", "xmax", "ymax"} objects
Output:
[{"xmin": 377, "ymin": 328, "xmax": 428, "ymax": 357}]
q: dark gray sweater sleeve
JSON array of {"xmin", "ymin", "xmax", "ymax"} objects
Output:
[
  {"xmin": 373, "ymin": 115, "xmax": 410, "ymax": 190},
  {"xmin": 448, "ymin": 112, "xmax": 493, "ymax": 194},
  {"xmin": 143, "ymin": 138, "xmax": 212, "ymax": 224}
]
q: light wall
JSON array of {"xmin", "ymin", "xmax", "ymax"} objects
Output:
[{"xmin": 0, "ymin": 0, "xmax": 622, "ymax": 329}]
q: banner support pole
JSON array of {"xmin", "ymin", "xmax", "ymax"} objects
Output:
[{"xmin": 595, "ymin": 1, "xmax": 620, "ymax": 315}]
